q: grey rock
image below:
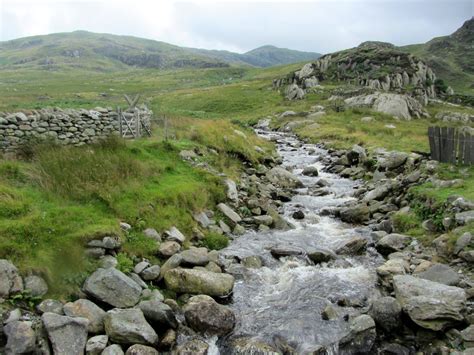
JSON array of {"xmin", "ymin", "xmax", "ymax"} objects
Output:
[
  {"xmin": 125, "ymin": 344, "xmax": 159, "ymax": 355},
  {"xmin": 455, "ymin": 232, "xmax": 472, "ymax": 255},
  {"xmin": 63, "ymin": 298, "xmax": 106, "ymax": 334},
  {"xmin": 339, "ymin": 315, "xmax": 376, "ymax": 355},
  {"xmin": 217, "ymin": 203, "xmax": 242, "ymax": 225},
  {"xmin": 253, "ymin": 215, "xmax": 273, "ymax": 226},
  {"xmin": 102, "ymin": 344, "xmax": 125, "ymax": 355},
  {"xmin": 183, "ymin": 295, "xmax": 235, "ymax": 336},
  {"xmin": 225, "ymin": 179, "xmax": 239, "ymax": 202},
  {"xmin": 270, "ymin": 245, "xmax": 303, "ymax": 258},
  {"xmin": 266, "ymin": 167, "xmax": 303, "ymax": 189},
  {"xmin": 461, "ymin": 250, "xmax": 474, "ymax": 263},
  {"xmin": 418, "ymin": 263, "xmax": 461, "ymax": 286},
  {"xmin": 307, "ymin": 248, "xmax": 337, "ymax": 263},
  {"xmin": 37, "ymin": 299, "xmax": 63, "ymax": 314},
  {"xmin": 159, "ymin": 241, "xmax": 181, "ymax": 257},
  {"xmin": 378, "ymin": 151, "xmax": 409, "ymax": 170},
  {"xmin": 143, "ymin": 228, "xmax": 161, "ymax": 241},
  {"xmin": 456, "ymin": 211, "xmax": 474, "ymax": 225},
  {"xmin": 335, "ymin": 237, "xmax": 368, "ymax": 255},
  {"xmin": 138, "ymin": 299, "xmax": 178, "ymax": 329},
  {"xmin": 340, "ymin": 204, "xmax": 370, "ymax": 223},
  {"xmin": 83, "ymin": 268, "xmax": 142, "ymax": 308},
  {"xmin": 369, "ymin": 296, "xmax": 402, "ymax": 332},
  {"xmin": 181, "ymin": 247, "xmax": 209, "ymax": 266},
  {"xmin": 241, "ymin": 255, "xmax": 263, "ymax": 268},
  {"xmin": 100, "ymin": 255, "xmax": 118, "ymax": 269},
  {"xmin": 4, "ymin": 321, "xmax": 36, "ymax": 354},
  {"xmin": 363, "ymin": 184, "xmax": 391, "ymax": 202},
  {"xmin": 86, "ymin": 335, "xmax": 108, "ymax": 355},
  {"xmin": 164, "ymin": 268, "xmax": 234, "ymax": 296},
  {"xmin": 193, "ymin": 211, "xmax": 212, "ymax": 228},
  {"xmin": 164, "ymin": 227, "xmax": 186, "ymax": 244},
  {"xmin": 159, "ymin": 254, "xmax": 183, "ymax": 280},
  {"xmin": 134, "ymin": 261, "xmax": 150, "ymax": 275},
  {"xmin": 129, "ymin": 273, "xmax": 148, "ymax": 289},
  {"xmin": 42, "ymin": 312, "xmax": 89, "ymax": 355},
  {"xmin": 140, "ymin": 265, "xmax": 161, "ymax": 281},
  {"xmin": 141, "ymin": 288, "xmax": 165, "ymax": 302},
  {"xmin": 0, "ymin": 259, "xmax": 23, "ymax": 298},
  {"xmin": 302, "ymin": 166, "xmax": 319, "ymax": 177},
  {"xmin": 104, "ymin": 308, "xmax": 158, "ymax": 346},
  {"xmin": 174, "ymin": 339, "xmax": 209, "ymax": 355},
  {"xmin": 393, "ymin": 275, "xmax": 466, "ymax": 331},
  {"xmin": 376, "ymin": 233, "xmax": 411, "ymax": 256}
]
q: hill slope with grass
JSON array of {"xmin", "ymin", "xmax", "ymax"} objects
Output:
[
  {"xmin": 401, "ymin": 17, "xmax": 474, "ymax": 95},
  {"xmin": 0, "ymin": 31, "xmax": 321, "ymax": 72}
]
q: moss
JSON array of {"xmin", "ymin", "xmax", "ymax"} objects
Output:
[
  {"xmin": 200, "ymin": 232, "xmax": 229, "ymax": 250},
  {"xmin": 116, "ymin": 253, "xmax": 134, "ymax": 274}
]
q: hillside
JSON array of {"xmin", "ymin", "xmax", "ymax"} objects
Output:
[
  {"xmin": 401, "ymin": 17, "xmax": 474, "ymax": 95},
  {"xmin": 0, "ymin": 31, "xmax": 321, "ymax": 72}
]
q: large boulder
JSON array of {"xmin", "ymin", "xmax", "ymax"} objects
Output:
[
  {"xmin": 4, "ymin": 321, "xmax": 36, "ymax": 354},
  {"xmin": 63, "ymin": 299, "xmax": 106, "ymax": 334},
  {"xmin": 164, "ymin": 268, "xmax": 234, "ymax": 296},
  {"xmin": 0, "ymin": 259, "xmax": 23, "ymax": 298},
  {"xmin": 104, "ymin": 308, "xmax": 158, "ymax": 346},
  {"xmin": 393, "ymin": 275, "xmax": 466, "ymax": 331},
  {"xmin": 418, "ymin": 263, "xmax": 461, "ymax": 286},
  {"xmin": 345, "ymin": 93, "xmax": 427, "ymax": 120},
  {"xmin": 340, "ymin": 204, "xmax": 370, "ymax": 223},
  {"xmin": 266, "ymin": 167, "xmax": 303, "ymax": 189},
  {"xmin": 42, "ymin": 312, "xmax": 89, "ymax": 355},
  {"xmin": 83, "ymin": 268, "xmax": 141, "ymax": 308},
  {"xmin": 183, "ymin": 295, "xmax": 235, "ymax": 336},
  {"xmin": 375, "ymin": 233, "xmax": 411, "ymax": 256}
]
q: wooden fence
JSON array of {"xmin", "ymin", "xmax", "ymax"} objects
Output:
[
  {"xmin": 428, "ymin": 126, "xmax": 474, "ymax": 165},
  {"xmin": 117, "ymin": 94, "xmax": 152, "ymax": 139}
]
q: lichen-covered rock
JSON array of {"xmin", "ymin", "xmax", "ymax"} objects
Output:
[
  {"xmin": 42, "ymin": 312, "xmax": 89, "ymax": 355},
  {"xmin": 164, "ymin": 268, "xmax": 234, "ymax": 296}
]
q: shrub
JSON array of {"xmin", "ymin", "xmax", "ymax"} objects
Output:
[{"xmin": 201, "ymin": 232, "xmax": 229, "ymax": 250}]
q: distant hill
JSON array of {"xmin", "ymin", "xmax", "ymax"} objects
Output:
[
  {"xmin": 401, "ymin": 17, "xmax": 474, "ymax": 94},
  {"xmin": 0, "ymin": 31, "xmax": 321, "ymax": 72}
]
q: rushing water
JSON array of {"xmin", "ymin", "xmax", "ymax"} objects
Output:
[{"xmin": 218, "ymin": 128, "xmax": 385, "ymax": 354}]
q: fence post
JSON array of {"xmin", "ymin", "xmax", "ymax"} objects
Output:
[{"xmin": 118, "ymin": 106, "xmax": 123, "ymax": 138}]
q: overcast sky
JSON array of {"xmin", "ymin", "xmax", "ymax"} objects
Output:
[{"xmin": 0, "ymin": 0, "xmax": 472, "ymax": 54}]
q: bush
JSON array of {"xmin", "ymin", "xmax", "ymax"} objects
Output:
[{"xmin": 201, "ymin": 232, "xmax": 229, "ymax": 250}]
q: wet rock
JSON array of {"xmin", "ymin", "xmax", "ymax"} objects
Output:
[
  {"xmin": 369, "ymin": 296, "xmax": 402, "ymax": 332},
  {"xmin": 302, "ymin": 166, "xmax": 319, "ymax": 177},
  {"xmin": 63, "ymin": 298, "xmax": 106, "ymax": 334},
  {"xmin": 270, "ymin": 245, "xmax": 303, "ymax": 258},
  {"xmin": 102, "ymin": 344, "xmax": 125, "ymax": 355},
  {"xmin": 159, "ymin": 241, "xmax": 181, "ymax": 257},
  {"xmin": 86, "ymin": 335, "xmax": 109, "ymax": 355},
  {"xmin": 241, "ymin": 255, "xmax": 263, "ymax": 268},
  {"xmin": 164, "ymin": 227, "xmax": 186, "ymax": 244},
  {"xmin": 217, "ymin": 203, "xmax": 242, "ymax": 225},
  {"xmin": 254, "ymin": 215, "xmax": 273, "ymax": 226},
  {"xmin": 4, "ymin": 321, "xmax": 36, "ymax": 354},
  {"xmin": 183, "ymin": 295, "xmax": 235, "ymax": 336},
  {"xmin": 321, "ymin": 304, "xmax": 338, "ymax": 320},
  {"xmin": 418, "ymin": 263, "xmax": 461, "ymax": 286},
  {"xmin": 339, "ymin": 315, "xmax": 376, "ymax": 354},
  {"xmin": 164, "ymin": 268, "xmax": 234, "ymax": 296},
  {"xmin": 42, "ymin": 312, "xmax": 89, "ymax": 355},
  {"xmin": 393, "ymin": 275, "xmax": 466, "ymax": 331},
  {"xmin": 307, "ymin": 248, "xmax": 337, "ymax": 263},
  {"xmin": 174, "ymin": 339, "xmax": 209, "ymax": 355},
  {"xmin": 266, "ymin": 167, "xmax": 303, "ymax": 189},
  {"xmin": 223, "ymin": 336, "xmax": 279, "ymax": 354},
  {"xmin": 138, "ymin": 299, "xmax": 178, "ymax": 329},
  {"xmin": 375, "ymin": 233, "xmax": 411, "ymax": 256},
  {"xmin": 267, "ymin": 208, "xmax": 292, "ymax": 230},
  {"xmin": 335, "ymin": 237, "xmax": 367, "ymax": 255},
  {"xmin": 83, "ymin": 268, "xmax": 142, "ymax": 308},
  {"xmin": 340, "ymin": 204, "xmax": 370, "ymax": 223},
  {"xmin": 292, "ymin": 210, "xmax": 305, "ymax": 219},
  {"xmin": 125, "ymin": 344, "xmax": 159, "ymax": 355},
  {"xmin": 37, "ymin": 299, "xmax": 64, "ymax": 314},
  {"xmin": 0, "ymin": 259, "xmax": 23, "ymax": 298},
  {"xmin": 104, "ymin": 308, "xmax": 158, "ymax": 346}
]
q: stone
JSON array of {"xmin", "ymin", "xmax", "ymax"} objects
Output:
[
  {"xmin": 103, "ymin": 236, "xmax": 121, "ymax": 250},
  {"xmin": 63, "ymin": 298, "xmax": 106, "ymax": 334},
  {"xmin": 183, "ymin": 295, "xmax": 235, "ymax": 336},
  {"xmin": 102, "ymin": 344, "xmax": 125, "ymax": 355},
  {"xmin": 138, "ymin": 299, "xmax": 178, "ymax": 329},
  {"xmin": 140, "ymin": 265, "xmax": 161, "ymax": 281},
  {"xmin": 175, "ymin": 339, "xmax": 209, "ymax": 355},
  {"xmin": 159, "ymin": 241, "xmax": 181, "ymax": 257},
  {"xmin": 340, "ymin": 204, "xmax": 370, "ymax": 223},
  {"xmin": 120, "ymin": 222, "xmax": 132, "ymax": 231},
  {"xmin": 217, "ymin": 203, "xmax": 242, "ymax": 225},
  {"xmin": 5, "ymin": 308, "xmax": 21, "ymax": 323},
  {"xmin": 225, "ymin": 337, "xmax": 279, "ymax": 354},
  {"xmin": 0, "ymin": 259, "xmax": 23, "ymax": 297},
  {"xmin": 159, "ymin": 254, "xmax": 182, "ymax": 280},
  {"xmin": 4, "ymin": 321, "xmax": 36, "ymax": 354},
  {"xmin": 363, "ymin": 184, "xmax": 391, "ymax": 202},
  {"xmin": 164, "ymin": 268, "xmax": 234, "ymax": 296},
  {"xmin": 86, "ymin": 335, "xmax": 109, "ymax": 355},
  {"xmin": 285, "ymin": 84, "xmax": 305, "ymax": 100},
  {"xmin": 270, "ymin": 245, "xmax": 303, "ymax": 258},
  {"xmin": 104, "ymin": 308, "xmax": 158, "ymax": 346},
  {"xmin": 347, "ymin": 145, "xmax": 367, "ymax": 165},
  {"xmin": 242, "ymin": 255, "xmax": 263, "ymax": 268},
  {"xmin": 134, "ymin": 261, "xmax": 150, "ymax": 275},
  {"xmin": 307, "ymin": 248, "xmax": 337, "ymax": 263},
  {"xmin": 42, "ymin": 312, "xmax": 89, "ymax": 355},
  {"xmin": 369, "ymin": 296, "xmax": 402, "ymax": 332},
  {"xmin": 143, "ymin": 228, "xmax": 161, "ymax": 241},
  {"xmin": 321, "ymin": 304, "xmax": 338, "ymax": 320},
  {"xmin": 24, "ymin": 275, "xmax": 48, "ymax": 297},
  {"xmin": 393, "ymin": 275, "xmax": 466, "ymax": 331},
  {"xmin": 302, "ymin": 166, "xmax": 319, "ymax": 177},
  {"xmin": 376, "ymin": 233, "xmax": 411, "ymax": 256},
  {"xmin": 193, "ymin": 211, "xmax": 212, "ymax": 228},
  {"xmin": 455, "ymin": 232, "xmax": 472, "ymax": 255},
  {"xmin": 418, "ymin": 263, "xmax": 461, "ymax": 286},
  {"xmin": 100, "ymin": 255, "xmax": 118, "ymax": 269},
  {"xmin": 83, "ymin": 268, "xmax": 142, "ymax": 308},
  {"xmin": 253, "ymin": 215, "xmax": 273, "ymax": 226},
  {"xmin": 339, "ymin": 315, "xmax": 376, "ymax": 354},
  {"xmin": 225, "ymin": 179, "xmax": 239, "ymax": 202},
  {"xmin": 180, "ymin": 247, "xmax": 209, "ymax": 266},
  {"xmin": 37, "ymin": 299, "xmax": 64, "ymax": 314},
  {"xmin": 456, "ymin": 211, "xmax": 474, "ymax": 225},
  {"xmin": 335, "ymin": 237, "xmax": 367, "ymax": 255},
  {"xmin": 378, "ymin": 151, "xmax": 409, "ymax": 170},
  {"xmin": 164, "ymin": 227, "xmax": 186, "ymax": 243},
  {"xmin": 461, "ymin": 250, "xmax": 474, "ymax": 263},
  {"xmin": 292, "ymin": 210, "xmax": 305, "ymax": 219},
  {"xmin": 266, "ymin": 167, "xmax": 303, "ymax": 188},
  {"xmin": 179, "ymin": 150, "xmax": 197, "ymax": 159},
  {"xmin": 461, "ymin": 325, "xmax": 474, "ymax": 348},
  {"xmin": 376, "ymin": 258, "xmax": 408, "ymax": 286},
  {"xmin": 125, "ymin": 344, "xmax": 159, "ymax": 355}
]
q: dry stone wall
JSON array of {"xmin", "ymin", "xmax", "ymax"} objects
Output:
[{"xmin": 0, "ymin": 106, "xmax": 151, "ymax": 153}]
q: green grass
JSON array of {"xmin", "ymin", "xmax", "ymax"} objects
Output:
[{"xmin": 201, "ymin": 232, "xmax": 229, "ymax": 250}]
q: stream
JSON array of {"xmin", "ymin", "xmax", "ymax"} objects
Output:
[{"xmin": 218, "ymin": 127, "xmax": 385, "ymax": 354}]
